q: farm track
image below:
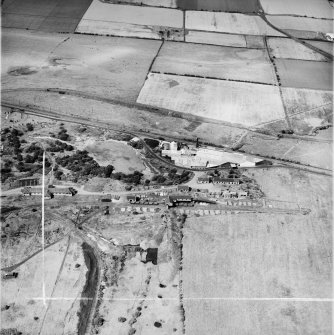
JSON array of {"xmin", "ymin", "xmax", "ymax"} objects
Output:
[{"xmin": 2, "ymin": 100, "xmax": 332, "ymax": 175}]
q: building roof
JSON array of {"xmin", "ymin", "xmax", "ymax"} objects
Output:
[
  {"xmin": 212, "ymin": 177, "xmax": 240, "ymax": 182},
  {"xmin": 51, "ymin": 188, "xmax": 72, "ymax": 194},
  {"xmin": 169, "ymin": 195, "xmax": 192, "ymax": 202},
  {"xmin": 198, "ymin": 176, "xmax": 211, "ymax": 180},
  {"xmin": 177, "ymin": 185, "xmax": 190, "ymax": 190}
]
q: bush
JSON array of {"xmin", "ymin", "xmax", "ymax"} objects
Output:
[{"xmin": 26, "ymin": 123, "xmax": 34, "ymax": 131}]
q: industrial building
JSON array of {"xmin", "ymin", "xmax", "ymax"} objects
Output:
[{"xmin": 212, "ymin": 177, "xmax": 240, "ymax": 185}]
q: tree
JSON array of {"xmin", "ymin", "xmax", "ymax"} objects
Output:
[
  {"xmin": 26, "ymin": 123, "xmax": 34, "ymax": 131},
  {"xmin": 105, "ymin": 165, "xmax": 114, "ymax": 178}
]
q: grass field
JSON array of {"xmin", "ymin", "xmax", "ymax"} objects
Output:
[
  {"xmin": 2, "ymin": 0, "xmax": 93, "ymax": 32},
  {"xmin": 260, "ymin": 0, "xmax": 334, "ymax": 19},
  {"xmin": 182, "ymin": 168, "xmax": 332, "ymax": 334},
  {"xmin": 185, "ymin": 31, "xmax": 247, "ymax": 47},
  {"xmin": 152, "ymin": 42, "xmax": 277, "ymax": 84},
  {"xmin": 275, "ymin": 59, "xmax": 333, "ymax": 90},
  {"xmin": 267, "ymin": 37, "xmax": 328, "ymax": 61},
  {"xmin": 2, "ymin": 29, "xmax": 161, "ymax": 103},
  {"xmin": 185, "ymin": 11, "xmax": 283, "ymax": 36},
  {"xmin": 76, "ymin": 0, "xmax": 183, "ymax": 39},
  {"xmin": 137, "ymin": 73, "xmax": 285, "ymax": 126},
  {"xmin": 307, "ymin": 41, "xmax": 334, "ymax": 56}
]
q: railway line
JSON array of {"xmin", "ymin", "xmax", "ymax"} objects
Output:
[{"xmin": 2, "ymin": 100, "xmax": 332, "ymax": 176}]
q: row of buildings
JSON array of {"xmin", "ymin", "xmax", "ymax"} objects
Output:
[
  {"xmin": 21, "ymin": 187, "xmax": 76, "ymax": 199},
  {"xmin": 197, "ymin": 176, "xmax": 240, "ymax": 185}
]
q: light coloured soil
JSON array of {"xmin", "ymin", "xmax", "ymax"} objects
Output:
[
  {"xmin": 267, "ymin": 15, "xmax": 334, "ymax": 33},
  {"xmin": 76, "ymin": 1, "xmax": 183, "ymax": 38},
  {"xmin": 260, "ymin": 0, "xmax": 334, "ymax": 19},
  {"xmin": 275, "ymin": 59, "xmax": 333, "ymax": 90},
  {"xmin": 267, "ymin": 37, "xmax": 328, "ymax": 61},
  {"xmin": 2, "ymin": 28, "xmax": 161, "ymax": 103},
  {"xmin": 1, "ymin": 237, "xmax": 88, "ymax": 335},
  {"xmin": 182, "ymin": 168, "xmax": 332, "ymax": 334},
  {"xmin": 152, "ymin": 41, "xmax": 277, "ymax": 84},
  {"xmin": 137, "ymin": 73, "xmax": 285, "ymax": 127},
  {"xmin": 185, "ymin": 31, "xmax": 247, "ymax": 47},
  {"xmin": 185, "ymin": 11, "xmax": 284, "ymax": 36}
]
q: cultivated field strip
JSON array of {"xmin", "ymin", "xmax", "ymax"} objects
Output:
[
  {"xmin": 259, "ymin": 0, "xmax": 334, "ymax": 19},
  {"xmin": 151, "ymin": 41, "xmax": 277, "ymax": 85}
]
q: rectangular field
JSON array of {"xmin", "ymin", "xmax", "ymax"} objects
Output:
[
  {"xmin": 152, "ymin": 41, "xmax": 277, "ymax": 84},
  {"xmin": 267, "ymin": 37, "xmax": 328, "ymax": 61},
  {"xmin": 185, "ymin": 11, "xmax": 284, "ymax": 36},
  {"xmin": 260, "ymin": 0, "xmax": 334, "ymax": 19},
  {"xmin": 183, "ymin": 168, "xmax": 332, "ymax": 334},
  {"xmin": 76, "ymin": 1, "xmax": 183, "ymax": 39},
  {"xmin": 137, "ymin": 73, "xmax": 285, "ymax": 126},
  {"xmin": 185, "ymin": 31, "xmax": 247, "ymax": 47},
  {"xmin": 275, "ymin": 59, "xmax": 333, "ymax": 90},
  {"xmin": 1, "ymin": 0, "xmax": 93, "ymax": 33},
  {"xmin": 268, "ymin": 15, "xmax": 334, "ymax": 34}
]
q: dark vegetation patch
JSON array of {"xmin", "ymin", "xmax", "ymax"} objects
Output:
[
  {"xmin": 177, "ymin": 0, "xmax": 260, "ymax": 13},
  {"xmin": 7, "ymin": 66, "xmax": 38, "ymax": 76}
]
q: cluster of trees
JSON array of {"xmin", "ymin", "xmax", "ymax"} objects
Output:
[
  {"xmin": 57, "ymin": 127, "xmax": 70, "ymax": 141},
  {"xmin": 144, "ymin": 138, "xmax": 159, "ymax": 149},
  {"xmin": 55, "ymin": 150, "xmax": 105, "ymax": 177},
  {"xmin": 151, "ymin": 169, "xmax": 191, "ymax": 185},
  {"xmin": 54, "ymin": 149, "xmax": 145, "ymax": 185},
  {"xmin": 112, "ymin": 170, "xmax": 143, "ymax": 185},
  {"xmin": 47, "ymin": 140, "xmax": 74, "ymax": 153}
]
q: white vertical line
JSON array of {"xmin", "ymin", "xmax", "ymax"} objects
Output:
[{"xmin": 42, "ymin": 150, "xmax": 46, "ymax": 307}]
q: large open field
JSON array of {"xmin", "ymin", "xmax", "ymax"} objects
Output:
[
  {"xmin": 182, "ymin": 168, "xmax": 332, "ymax": 334},
  {"xmin": 260, "ymin": 0, "xmax": 334, "ymax": 19},
  {"xmin": 76, "ymin": 1, "xmax": 183, "ymax": 39},
  {"xmin": 1, "ymin": 0, "xmax": 93, "ymax": 32},
  {"xmin": 185, "ymin": 11, "xmax": 283, "ymax": 36},
  {"xmin": 152, "ymin": 41, "xmax": 277, "ymax": 84},
  {"xmin": 137, "ymin": 73, "xmax": 285, "ymax": 126},
  {"xmin": 267, "ymin": 37, "xmax": 329, "ymax": 61},
  {"xmin": 2, "ymin": 29, "xmax": 161, "ymax": 103},
  {"xmin": 275, "ymin": 59, "xmax": 333, "ymax": 90}
]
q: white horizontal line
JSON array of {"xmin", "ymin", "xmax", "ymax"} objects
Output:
[{"xmin": 31, "ymin": 297, "xmax": 333, "ymax": 302}]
